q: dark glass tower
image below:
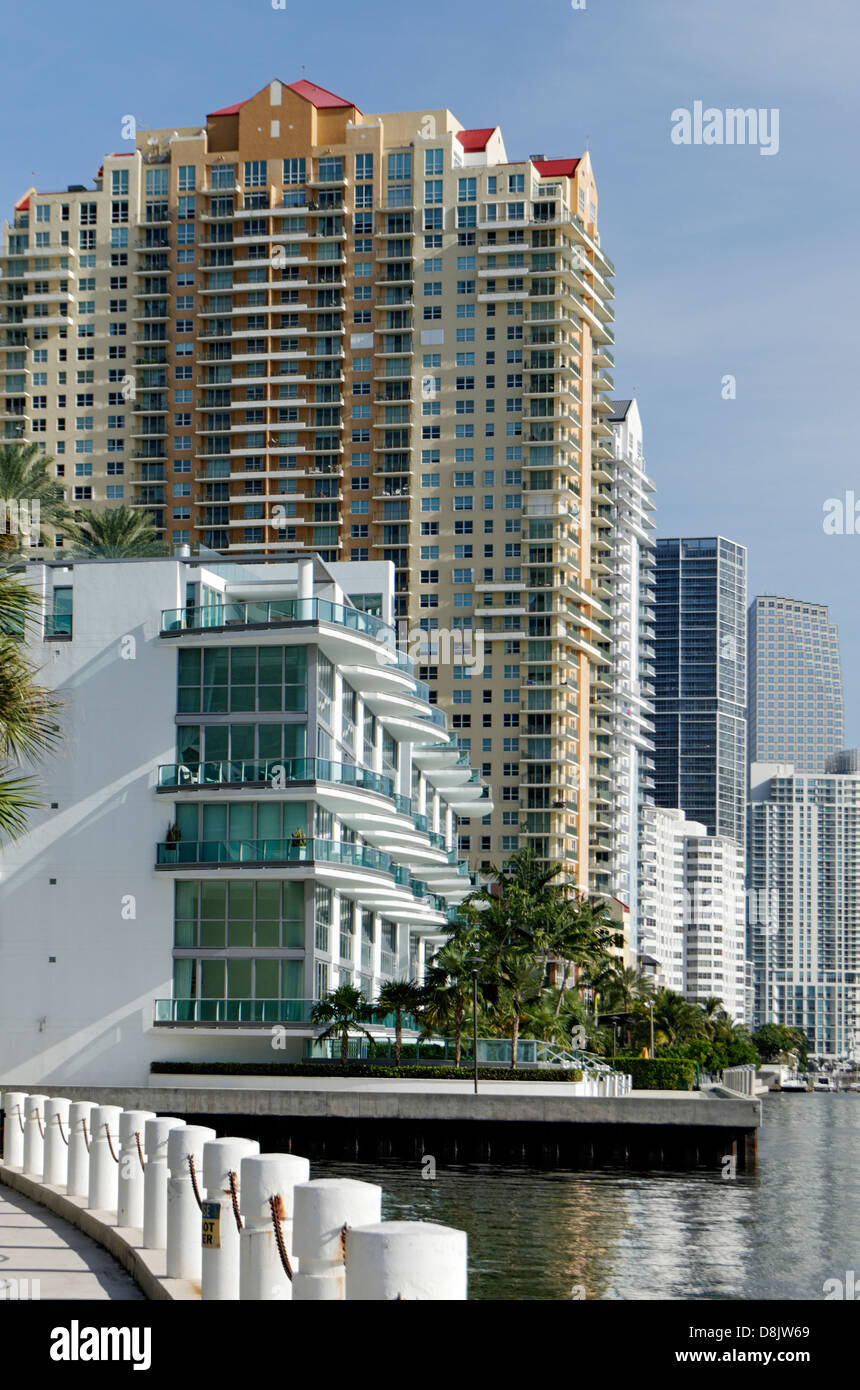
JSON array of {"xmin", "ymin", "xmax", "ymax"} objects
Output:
[{"xmin": 654, "ymin": 537, "xmax": 747, "ymax": 844}]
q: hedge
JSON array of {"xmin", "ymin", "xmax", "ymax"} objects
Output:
[
  {"xmin": 151, "ymin": 1060, "xmax": 583, "ymax": 1083},
  {"xmin": 614, "ymin": 1057, "xmax": 697, "ymax": 1091}
]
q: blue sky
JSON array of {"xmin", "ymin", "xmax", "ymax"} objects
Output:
[{"xmin": 4, "ymin": 0, "xmax": 859, "ymax": 736}]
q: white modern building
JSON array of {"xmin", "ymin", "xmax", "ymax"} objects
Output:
[
  {"xmin": 748, "ymin": 755, "xmax": 860, "ymax": 1059},
  {"xmin": 0, "ymin": 551, "xmax": 492, "ymax": 1084},
  {"xmin": 640, "ymin": 805, "xmax": 746, "ymax": 1021},
  {"xmin": 590, "ymin": 398, "xmax": 657, "ymax": 950}
]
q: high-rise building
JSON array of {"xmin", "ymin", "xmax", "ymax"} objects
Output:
[
  {"xmin": 589, "ymin": 398, "xmax": 656, "ymax": 949},
  {"xmin": 1, "ymin": 77, "xmax": 616, "ymax": 890},
  {"xmin": 0, "ymin": 552, "xmax": 491, "ymax": 1084},
  {"xmin": 640, "ymin": 806, "xmax": 747, "ymax": 1020},
  {"xmin": 747, "ymin": 596, "xmax": 844, "ymax": 774},
  {"xmin": 654, "ymin": 537, "xmax": 747, "ymax": 845},
  {"xmin": 748, "ymin": 755, "xmax": 860, "ymax": 1059}
]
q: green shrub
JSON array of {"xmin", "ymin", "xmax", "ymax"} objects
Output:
[
  {"xmin": 150, "ymin": 1060, "xmax": 583, "ymax": 1083},
  {"xmin": 614, "ymin": 1057, "xmax": 697, "ymax": 1091}
]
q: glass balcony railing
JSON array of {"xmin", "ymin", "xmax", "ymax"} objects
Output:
[
  {"xmin": 154, "ymin": 998, "xmax": 316, "ymax": 1024},
  {"xmin": 160, "ymin": 597, "xmax": 394, "ymax": 643},
  {"xmin": 157, "ymin": 757, "xmax": 395, "ymax": 800},
  {"xmin": 156, "ymin": 835, "xmax": 395, "ymax": 871}
]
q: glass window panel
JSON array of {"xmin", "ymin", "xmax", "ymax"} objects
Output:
[
  {"xmin": 228, "ymin": 802, "xmax": 253, "ymax": 838},
  {"xmin": 177, "ymin": 726, "xmax": 200, "ymax": 762},
  {"xmin": 203, "ymin": 726, "xmax": 229, "ymax": 760},
  {"xmin": 284, "ymin": 647, "xmax": 306, "ymax": 682},
  {"xmin": 282, "ymin": 959, "xmax": 304, "ymax": 997},
  {"xmin": 259, "ymin": 647, "xmax": 283, "ymax": 684},
  {"xmin": 200, "ymin": 960, "xmax": 225, "ymax": 997},
  {"xmin": 178, "ymin": 649, "xmax": 201, "ymax": 686},
  {"xmin": 230, "ymin": 685, "xmax": 255, "ymax": 713},
  {"xmin": 202, "ymin": 804, "xmax": 227, "ymax": 840},
  {"xmin": 175, "ymin": 803, "xmax": 198, "ymax": 840},
  {"xmin": 255, "ymin": 919, "xmax": 278, "ymax": 948},
  {"xmin": 230, "ymin": 724, "xmax": 255, "ymax": 760},
  {"xmin": 174, "ymin": 959, "xmax": 194, "ymax": 998},
  {"xmin": 176, "ymin": 881, "xmax": 198, "ymax": 918},
  {"xmin": 227, "ymin": 959, "xmax": 252, "ymax": 998},
  {"xmin": 284, "ymin": 724, "xmax": 306, "ymax": 758},
  {"xmin": 255, "ymin": 959, "xmax": 279, "ymax": 999},
  {"xmin": 283, "ymin": 684, "xmax": 306, "ymax": 712},
  {"xmin": 228, "ymin": 918, "xmax": 253, "ymax": 946},
  {"xmin": 177, "ymin": 687, "xmax": 201, "ymax": 713},
  {"xmin": 256, "ymin": 881, "xmax": 281, "ymax": 920},
  {"xmin": 258, "ymin": 685, "xmax": 283, "ymax": 712},
  {"xmin": 231, "ymin": 648, "xmax": 256, "ymax": 684},
  {"xmin": 258, "ymin": 724, "xmax": 282, "ymax": 759},
  {"xmin": 228, "ymin": 881, "xmax": 253, "ymax": 919},
  {"xmin": 200, "ymin": 918, "xmax": 226, "ymax": 948},
  {"xmin": 203, "ymin": 647, "xmax": 229, "ymax": 686},
  {"xmin": 174, "ymin": 919, "xmax": 195, "ymax": 947},
  {"xmin": 257, "ymin": 802, "xmax": 281, "ymax": 839},
  {"xmin": 201, "ymin": 881, "xmax": 226, "ymax": 919}
]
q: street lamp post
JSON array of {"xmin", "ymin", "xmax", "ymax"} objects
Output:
[
  {"xmin": 649, "ymin": 1000, "xmax": 654, "ymax": 1057},
  {"xmin": 471, "ymin": 969, "xmax": 479, "ymax": 1095}
]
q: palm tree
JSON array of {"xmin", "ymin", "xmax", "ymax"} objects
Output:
[
  {"xmin": 0, "ymin": 565, "xmax": 61, "ymax": 839},
  {"xmin": 65, "ymin": 505, "xmax": 166, "ymax": 558},
  {"xmin": 310, "ymin": 985, "xmax": 375, "ymax": 1064},
  {"xmin": 0, "ymin": 442, "xmax": 70, "ymax": 551},
  {"xmin": 492, "ymin": 953, "xmax": 544, "ymax": 1070},
  {"xmin": 421, "ymin": 933, "xmax": 479, "ymax": 1067},
  {"xmin": 375, "ymin": 978, "xmax": 424, "ymax": 1065},
  {"xmin": 547, "ymin": 894, "xmax": 622, "ymax": 1014}
]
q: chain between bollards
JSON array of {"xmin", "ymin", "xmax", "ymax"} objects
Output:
[
  {"xmin": 15, "ymin": 1105, "xmax": 24, "ymax": 1135},
  {"xmin": 135, "ymin": 1131, "xmax": 146, "ymax": 1171},
  {"xmin": 104, "ymin": 1123, "xmax": 120, "ymax": 1164},
  {"xmin": 268, "ymin": 1194, "xmax": 293, "ymax": 1281},
  {"xmin": 57, "ymin": 1114, "xmax": 69, "ymax": 1146},
  {"xmin": 81, "ymin": 1118, "xmax": 91, "ymax": 1152},
  {"xmin": 35, "ymin": 1109, "xmax": 44, "ymax": 1140},
  {"xmin": 187, "ymin": 1153, "xmax": 203, "ymax": 1210},
  {"xmin": 227, "ymin": 1170, "xmax": 243, "ymax": 1232}
]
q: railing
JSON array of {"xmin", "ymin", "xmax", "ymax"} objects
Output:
[
  {"xmin": 156, "ymin": 836, "xmax": 395, "ymax": 871},
  {"xmin": 157, "ymin": 757, "xmax": 395, "ymax": 800},
  {"xmin": 160, "ymin": 597, "xmax": 393, "ymax": 642},
  {"xmin": 154, "ymin": 998, "xmax": 316, "ymax": 1024}
]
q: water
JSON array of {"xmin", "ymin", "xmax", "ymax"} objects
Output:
[{"xmin": 312, "ymin": 1094, "xmax": 860, "ymax": 1299}]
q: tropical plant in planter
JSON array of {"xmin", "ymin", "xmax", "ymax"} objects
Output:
[{"xmin": 291, "ymin": 825, "xmax": 307, "ymax": 859}]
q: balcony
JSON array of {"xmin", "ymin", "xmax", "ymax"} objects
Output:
[
  {"xmin": 160, "ymin": 595, "xmax": 392, "ymax": 643},
  {"xmin": 154, "ymin": 998, "xmax": 315, "ymax": 1026},
  {"xmin": 155, "ymin": 835, "xmax": 400, "ymax": 873},
  {"xmin": 157, "ymin": 756, "xmax": 396, "ymax": 801}
]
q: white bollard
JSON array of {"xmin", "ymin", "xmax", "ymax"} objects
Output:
[
  {"xmin": 67, "ymin": 1102, "xmax": 97, "ymax": 1198},
  {"xmin": 117, "ymin": 1110, "xmax": 155, "ymax": 1229},
  {"xmin": 87, "ymin": 1104, "xmax": 123, "ymax": 1214},
  {"xmin": 238, "ymin": 1153, "xmax": 310, "ymax": 1301},
  {"xmin": 201, "ymin": 1137, "xmax": 260, "ymax": 1301},
  {"xmin": 293, "ymin": 1179, "xmax": 382, "ymax": 1301},
  {"xmin": 22, "ymin": 1094, "xmax": 50, "ymax": 1178},
  {"xmin": 166, "ymin": 1124, "xmax": 216, "ymax": 1281},
  {"xmin": 2, "ymin": 1092, "xmax": 28, "ymax": 1168},
  {"xmin": 142, "ymin": 1117, "xmax": 185, "ymax": 1251},
  {"xmin": 345, "ymin": 1221, "xmax": 468, "ymax": 1300},
  {"xmin": 43, "ymin": 1098, "xmax": 72, "ymax": 1187}
]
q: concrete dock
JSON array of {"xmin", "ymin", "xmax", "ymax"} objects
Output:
[
  {"xmin": 2, "ymin": 1081, "xmax": 761, "ymax": 1170},
  {"xmin": 0, "ymin": 1183, "xmax": 144, "ymax": 1301}
]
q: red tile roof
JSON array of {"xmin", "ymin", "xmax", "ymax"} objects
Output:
[
  {"xmin": 455, "ymin": 127, "xmax": 496, "ymax": 152},
  {"xmin": 207, "ymin": 100, "xmax": 247, "ymax": 118},
  {"xmin": 287, "ymin": 79, "xmax": 355, "ymax": 110},
  {"xmin": 533, "ymin": 157, "xmax": 580, "ymax": 177},
  {"xmin": 207, "ymin": 80, "xmax": 357, "ymax": 120}
]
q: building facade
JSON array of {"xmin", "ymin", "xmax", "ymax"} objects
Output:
[
  {"xmin": 0, "ymin": 553, "xmax": 491, "ymax": 1084},
  {"xmin": 589, "ymin": 398, "xmax": 656, "ymax": 949},
  {"xmin": 639, "ymin": 806, "xmax": 747, "ymax": 1021},
  {"xmin": 654, "ymin": 536, "xmax": 747, "ymax": 845},
  {"xmin": 748, "ymin": 756, "xmax": 860, "ymax": 1060},
  {"xmin": 1, "ymin": 76, "xmax": 617, "ymax": 889},
  {"xmin": 747, "ymin": 595, "xmax": 844, "ymax": 775}
]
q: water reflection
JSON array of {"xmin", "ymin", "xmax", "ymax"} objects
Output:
[{"xmin": 311, "ymin": 1095, "xmax": 860, "ymax": 1300}]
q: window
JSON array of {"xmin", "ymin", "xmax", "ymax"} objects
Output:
[{"xmin": 424, "ymin": 149, "xmax": 443, "ymax": 176}]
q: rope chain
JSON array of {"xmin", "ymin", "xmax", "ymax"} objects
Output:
[
  {"xmin": 57, "ymin": 1114, "xmax": 69, "ymax": 1146},
  {"xmin": 35, "ymin": 1109, "xmax": 44, "ymax": 1139},
  {"xmin": 227, "ymin": 1170, "xmax": 243, "ymax": 1232},
  {"xmin": 268, "ymin": 1195, "xmax": 293, "ymax": 1281},
  {"xmin": 82, "ymin": 1118, "xmax": 91, "ymax": 1152},
  {"xmin": 135, "ymin": 1131, "xmax": 146, "ymax": 1171},
  {"xmin": 104, "ymin": 1124, "xmax": 120, "ymax": 1164},
  {"xmin": 187, "ymin": 1153, "xmax": 203, "ymax": 1210},
  {"xmin": 15, "ymin": 1105, "xmax": 24, "ymax": 1135}
]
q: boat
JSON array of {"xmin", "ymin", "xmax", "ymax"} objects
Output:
[
  {"xmin": 813, "ymin": 1075, "xmax": 836, "ymax": 1092},
  {"xmin": 778, "ymin": 1074, "xmax": 809, "ymax": 1092}
]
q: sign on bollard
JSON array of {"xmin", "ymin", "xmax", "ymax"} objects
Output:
[
  {"xmin": 201, "ymin": 1136, "xmax": 260, "ymax": 1301},
  {"xmin": 166, "ymin": 1125, "xmax": 216, "ymax": 1281}
]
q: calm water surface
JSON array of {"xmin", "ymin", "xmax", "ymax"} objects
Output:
[{"xmin": 312, "ymin": 1094, "xmax": 860, "ymax": 1299}]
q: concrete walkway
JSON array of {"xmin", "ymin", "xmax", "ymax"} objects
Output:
[{"xmin": 0, "ymin": 1183, "xmax": 144, "ymax": 1300}]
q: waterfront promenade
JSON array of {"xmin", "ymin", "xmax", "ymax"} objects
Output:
[{"xmin": 0, "ymin": 1184, "xmax": 143, "ymax": 1300}]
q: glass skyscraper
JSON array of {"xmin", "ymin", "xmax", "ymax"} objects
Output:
[
  {"xmin": 654, "ymin": 537, "xmax": 747, "ymax": 844},
  {"xmin": 747, "ymin": 596, "xmax": 844, "ymax": 773}
]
